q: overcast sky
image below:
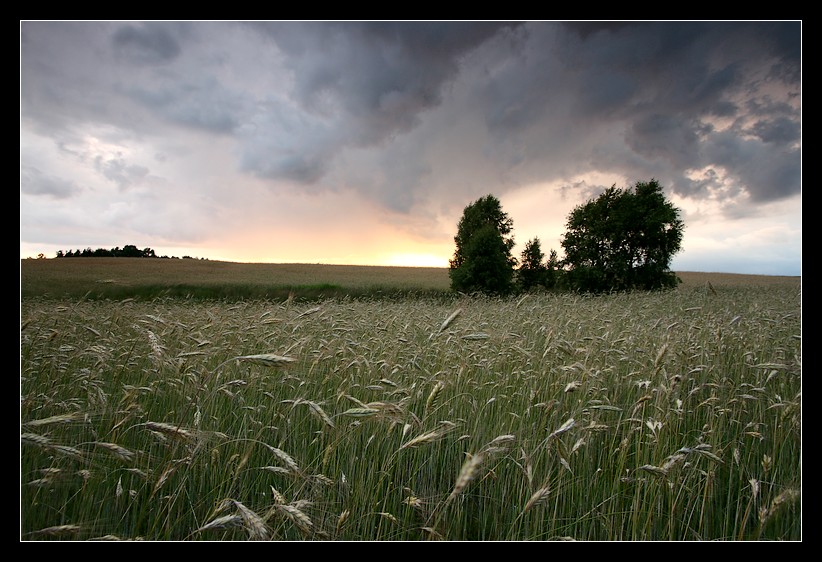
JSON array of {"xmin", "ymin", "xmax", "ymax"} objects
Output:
[{"xmin": 20, "ymin": 21, "xmax": 801, "ymax": 275}]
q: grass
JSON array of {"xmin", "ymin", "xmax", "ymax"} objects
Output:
[
  {"xmin": 20, "ymin": 258, "xmax": 452, "ymax": 301},
  {"xmin": 20, "ymin": 264, "xmax": 802, "ymax": 540},
  {"xmin": 20, "ymin": 257, "xmax": 800, "ymax": 301}
]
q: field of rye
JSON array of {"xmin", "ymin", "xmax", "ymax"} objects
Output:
[{"xmin": 20, "ymin": 268, "xmax": 801, "ymax": 541}]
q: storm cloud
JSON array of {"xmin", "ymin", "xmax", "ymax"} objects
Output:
[{"xmin": 20, "ymin": 21, "xmax": 801, "ymax": 274}]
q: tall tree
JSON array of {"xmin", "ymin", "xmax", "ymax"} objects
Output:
[
  {"xmin": 517, "ymin": 237, "xmax": 548, "ymax": 291},
  {"xmin": 561, "ymin": 179, "xmax": 684, "ymax": 292},
  {"xmin": 449, "ymin": 195, "xmax": 516, "ymax": 295},
  {"xmin": 545, "ymin": 249, "xmax": 563, "ymax": 290}
]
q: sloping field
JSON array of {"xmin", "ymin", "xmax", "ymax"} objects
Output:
[
  {"xmin": 20, "ymin": 257, "xmax": 800, "ymax": 301},
  {"xmin": 20, "ymin": 260, "xmax": 801, "ymax": 540},
  {"xmin": 20, "ymin": 258, "xmax": 451, "ymax": 300}
]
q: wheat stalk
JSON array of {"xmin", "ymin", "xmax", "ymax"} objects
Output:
[
  {"xmin": 340, "ymin": 407, "xmax": 381, "ymax": 418},
  {"xmin": 21, "ymin": 432, "xmax": 52, "ymax": 447},
  {"xmin": 564, "ymin": 381, "xmax": 581, "ymax": 393},
  {"xmin": 367, "ymin": 401, "xmax": 414, "ymax": 424},
  {"xmin": 22, "ymin": 432, "xmax": 84, "ymax": 459},
  {"xmin": 232, "ymin": 353, "xmax": 297, "ymax": 367},
  {"xmin": 481, "ymin": 434, "xmax": 516, "ymax": 456},
  {"xmin": 209, "ymin": 353, "xmax": 297, "ymax": 380},
  {"xmin": 336, "ymin": 509, "xmax": 350, "ymax": 535},
  {"xmin": 461, "ymin": 332, "xmax": 490, "ymax": 340},
  {"xmin": 303, "ymin": 400, "xmax": 335, "ymax": 429},
  {"xmin": 27, "ymin": 524, "xmax": 82, "ymax": 537},
  {"xmin": 296, "ymin": 306, "xmax": 321, "ymax": 319},
  {"xmin": 93, "ymin": 441, "xmax": 136, "ymax": 462},
  {"xmin": 676, "ymin": 443, "xmax": 724, "ymax": 464},
  {"xmin": 142, "ymin": 421, "xmax": 197, "ymax": 443},
  {"xmin": 272, "ymin": 504, "xmax": 313, "ymax": 535},
  {"xmin": 399, "ymin": 421, "xmax": 457, "ymax": 451},
  {"xmin": 546, "ymin": 418, "xmax": 575, "ymax": 442},
  {"xmin": 270, "ymin": 486, "xmax": 286, "ymax": 505},
  {"xmin": 759, "ymin": 487, "xmax": 800, "ymax": 527},
  {"xmin": 231, "ymin": 499, "xmax": 270, "ymax": 540},
  {"xmin": 153, "ymin": 462, "xmax": 181, "ymax": 494},
  {"xmin": 432, "ymin": 308, "xmax": 462, "ymax": 337},
  {"xmin": 24, "ymin": 412, "xmax": 89, "ymax": 427},
  {"xmin": 146, "ymin": 329, "xmax": 164, "ymax": 359},
  {"xmin": 637, "ymin": 464, "xmax": 668, "ymax": 478},
  {"xmin": 263, "ymin": 444, "xmax": 301, "ymax": 474},
  {"xmin": 28, "ymin": 471, "xmax": 62, "ymax": 488},
  {"xmin": 523, "ymin": 486, "xmax": 552, "ymax": 512},
  {"xmin": 195, "ymin": 514, "xmax": 243, "ymax": 534},
  {"xmin": 425, "ymin": 381, "xmax": 445, "ymax": 416},
  {"xmin": 447, "ymin": 452, "xmax": 485, "ymax": 502}
]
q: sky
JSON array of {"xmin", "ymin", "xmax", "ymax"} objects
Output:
[{"xmin": 20, "ymin": 21, "xmax": 802, "ymax": 275}]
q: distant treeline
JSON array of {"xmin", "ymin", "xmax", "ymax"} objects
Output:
[{"xmin": 55, "ymin": 244, "xmax": 204, "ymax": 260}]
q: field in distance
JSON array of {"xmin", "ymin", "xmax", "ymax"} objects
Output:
[{"xmin": 20, "ymin": 257, "xmax": 800, "ymax": 301}]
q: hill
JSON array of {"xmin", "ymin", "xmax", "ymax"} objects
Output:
[{"xmin": 20, "ymin": 257, "xmax": 800, "ymax": 301}]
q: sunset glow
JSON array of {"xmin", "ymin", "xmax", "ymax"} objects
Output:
[{"xmin": 21, "ymin": 22, "xmax": 801, "ymax": 276}]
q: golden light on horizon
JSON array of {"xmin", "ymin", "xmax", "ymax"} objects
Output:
[{"xmin": 382, "ymin": 253, "xmax": 450, "ymax": 268}]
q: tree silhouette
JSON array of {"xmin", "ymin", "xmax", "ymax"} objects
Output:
[
  {"xmin": 449, "ymin": 195, "xmax": 516, "ymax": 295},
  {"xmin": 561, "ymin": 179, "xmax": 683, "ymax": 292},
  {"xmin": 56, "ymin": 244, "xmax": 159, "ymax": 258},
  {"xmin": 517, "ymin": 237, "xmax": 548, "ymax": 291}
]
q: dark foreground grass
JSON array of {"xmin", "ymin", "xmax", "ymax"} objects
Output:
[{"xmin": 20, "ymin": 282, "xmax": 801, "ymax": 541}]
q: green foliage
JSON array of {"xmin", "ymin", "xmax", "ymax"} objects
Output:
[
  {"xmin": 545, "ymin": 248, "xmax": 563, "ymax": 290},
  {"xmin": 561, "ymin": 179, "xmax": 684, "ymax": 293},
  {"xmin": 517, "ymin": 237, "xmax": 548, "ymax": 291},
  {"xmin": 449, "ymin": 195, "xmax": 516, "ymax": 295}
]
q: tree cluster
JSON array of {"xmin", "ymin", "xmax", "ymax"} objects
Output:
[
  {"xmin": 55, "ymin": 246, "xmax": 206, "ymax": 259},
  {"xmin": 56, "ymin": 245, "xmax": 157, "ymax": 258},
  {"xmin": 449, "ymin": 179, "xmax": 684, "ymax": 295},
  {"xmin": 449, "ymin": 195, "xmax": 517, "ymax": 295}
]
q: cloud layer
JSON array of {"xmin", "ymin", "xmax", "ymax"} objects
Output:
[{"xmin": 20, "ymin": 21, "xmax": 801, "ymax": 274}]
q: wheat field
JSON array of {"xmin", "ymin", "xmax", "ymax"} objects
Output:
[
  {"xmin": 20, "ymin": 258, "xmax": 451, "ymax": 300},
  {"xmin": 20, "ymin": 265, "xmax": 801, "ymax": 541}
]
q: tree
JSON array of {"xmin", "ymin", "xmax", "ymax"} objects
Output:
[
  {"xmin": 561, "ymin": 179, "xmax": 684, "ymax": 292},
  {"xmin": 121, "ymin": 244, "xmax": 142, "ymax": 257},
  {"xmin": 545, "ymin": 249, "xmax": 563, "ymax": 290},
  {"xmin": 517, "ymin": 237, "xmax": 548, "ymax": 291},
  {"xmin": 449, "ymin": 195, "xmax": 516, "ymax": 295}
]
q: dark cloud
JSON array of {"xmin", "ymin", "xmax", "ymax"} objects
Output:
[
  {"xmin": 625, "ymin": 114, "xmax": 703, "ymax": 169},
  {"xmin": 21, "ymin": 22, "xmax": 112, "ymax": 131},
  {"xmin": 94, "ymin": 156, "xmax": 150, "ymax": 190},
  {"xmin": 555, "ymin": 23, "xmax": 758, "ymax": 117},
  {"xmin": 239, "ymin": 21, "xmax": 521, "ymax": 185},
  {"xmin": 19, "ymin": 21, "xmax": 801, "ymax": 273},
  {"xmin": 748, "ymin": 116, "xmax": 801, "ymax": 145},
  {"xmin": 236, "ymin": 101, "xmax": 337, "ymax": 185},
  {"xmin": 562, "ymin": 21, "xmax": 639, "ymax": 40},
  {"xmin": 706, "ymin": 130, "xmax": 801, "ymax": 203},
  {"xmin": 112, "ymin": 23, "xmax": 182, "ymax": 65},
  {"xmin": 471, "ymin": 21, "xmax": 801, "ymax": 205},
  {"xmin": 120, "ymin": 78, "xmax": 242, "ymax": 134},
  {"xmin": 21, "ymin": 165, "xmax": 81, "ymax": 199},
  {"xmin": 20, "ymin": 21, "xmax": 801, "ymax": 225},
  {"xmin": 252, "ymin": 150, "xmax": 329, "ymax": 185}
]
